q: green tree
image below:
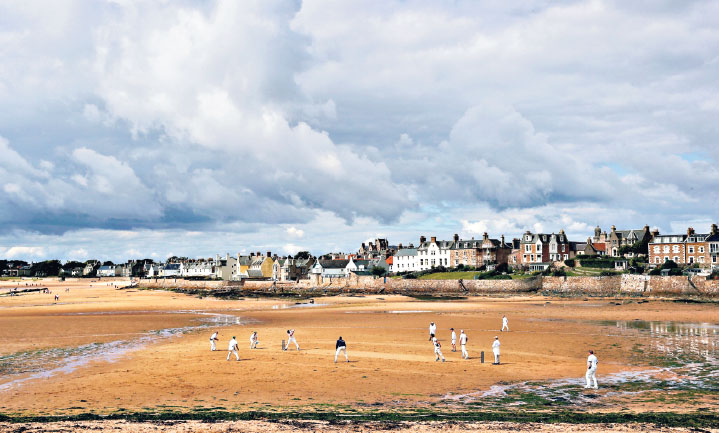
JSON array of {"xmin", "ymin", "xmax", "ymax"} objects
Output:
[
  {"xmin": 370, "ymin": 266, "xmax": 386, "ymax": 277},
  {"xmin": 294, "ymin": 251, "xmax": 311, "ymax": 260}
]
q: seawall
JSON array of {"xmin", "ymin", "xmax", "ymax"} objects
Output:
[{"xmin": 138, "ymin": 274, "xmax": 719, "ymax": 298}]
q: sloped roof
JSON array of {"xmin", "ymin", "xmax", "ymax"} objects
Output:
[{"xmin": 318, "ymin": 259, "xmax": 350, "ymax": 269}]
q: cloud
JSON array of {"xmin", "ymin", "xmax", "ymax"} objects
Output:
[
  {"xmin": 2, "ymin": 246, "xmax": 46, "ymax": 259},
  {"xmin": 0, "ymin": 0, "xmax": 717, "ymax": 259},
  {"xmin": 286, "ymin": 227, "xmax": 305, "ymax": 238}
]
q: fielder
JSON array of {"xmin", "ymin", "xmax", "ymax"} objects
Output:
[
  {"xmin": 459, "ymin": 329, "xmax": 469, "ymax": 359},
  {"xmin": 585, "ymin": 350, "xmax": 598, "ymax": 389},
  {"xmin": 210, "ymin": 331, "xmax": 219, "ymax": 351},
  {"xmin": 286, "ymin": 329, "xmax": 299, "ymax": 351},
  {"xmin": 227, "ymin": 336, "xmax": 239, "ymax": 361},
  {"xmin": 492, "ymin": 336, "xmax": 500, "ymax": 364},
  {"xmin": 501, "ymin": 315, "xmax": 509, "ymax": 332},
  {"xmin": 432, "ymin": 336, "xmax": 445, "ymax": 362},
  {"xmin": 250, "ymin": 331, "xmax": 258, "ymax": 349},
  {"xmin": 450, "ymin": 328, "xmax": 457, "ymax": 352},
  {"xmin": 429, "ymin": 322, "xmax": 437, "ymax": 341},
  {"xmin": 334, "ymin": 336, "xmax": 349, "ymax": 363}
]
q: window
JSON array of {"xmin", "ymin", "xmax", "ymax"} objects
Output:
[
  {"xmin": 672, "ymin": 245, "xmax": 680, "ymax": 253},
  {"xmin": 699, "ymin": 256, "xmax": 705, "ymax": 263},
  {"xmin": 530, "ymin": 254, "xmax": 535, "ymax": 262},
  {"xmin": 663, "ymin": 246, "xmax": 670, "ymax": 253},
  {"xmin": 653, "ymin": 246, "xmax": 660, "ymax": 253},
  {"xmin": 689, "ymin": 257, "xmax": 694, "ymax": 264},
  {"xmin": 699, "ymin": 246, "xmax": 705, "ymax": 253},
  {"xmin": 655, "ymin": 257, "xmax": 661, "ymax": 264},
  {"xmin": 688, "ymin": 246, "xmax": 695, "ymax": 254},
  {"xmin": 563, "ymin": 254, "xmax": 568, "ymax": 260},
  {"xmin": 525, "ymin": 245, "xmax": 531, "ymax": 252},
  {"xmin": 664, "ymin": 256, "xmax": 669, "ymax": 262},
  {"xmin": 713, "ymin": 256, "xmax": 717, "ymax": 263},
  {"xmin": 673, "ymin": 256, "xmax": 679, "ymax": 262}
]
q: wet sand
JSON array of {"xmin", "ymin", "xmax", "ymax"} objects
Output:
[{"xmin": 0, "ymin": 278, "xmax": 717, "ymax": 428}]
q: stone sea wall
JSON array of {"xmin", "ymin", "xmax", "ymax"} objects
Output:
[{"xmin": 138, "ymin": 274, "xmax": 719, "ymax": 298}]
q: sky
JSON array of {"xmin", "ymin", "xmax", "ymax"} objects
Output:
[{"xmin": 1, "ymin": 0, "xmax": 718, "ymax": 262}]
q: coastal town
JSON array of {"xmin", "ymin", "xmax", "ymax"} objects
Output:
[{"xmin": 3, "ymin": 223, "xmax": 718, "ymax": 282}]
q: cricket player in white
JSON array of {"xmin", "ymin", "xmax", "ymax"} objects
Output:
[
  {"xmin": 492, "ymin": 336, "xmax": 501, "ymax": 364},
  {"xmin": 585, "ymin": 350, "xmax": 598, "ymax": 389},
  {"xmin": 334, "ymin": 336, "xmax": 349, "ymax": 363},
  {"xmin": 286, "ymin": 329, "xmax": 299, "ymax": 351},
  {"xmin": 210, "ymin": 331, "xmax": 219, "ymax": 351},
  {"xmin": 250, "ymin": 331, "xmax": 258, "ymax": 349},
  {"xmin": 501, "ymin": 315, "xmax": 509, "ymax": 332},
  {"xmin": 432, "ymin": 337, "xmax": 445, "ymax": 362},
  {"xmin": 459, "ymin": 330, "xmax": 468, "ymax": 359},
  {"xmin": 429, "ymin": 322, "xmax": 437, "ymax": 341},
  {"xmin": 450, "ymin": 328, "xmax": 457, "ymax": 352},
  {"xmin": 227, "ymin": 336, "xmax": 239, "ymax": 361}
]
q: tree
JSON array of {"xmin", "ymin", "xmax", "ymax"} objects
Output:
[
  {"xmin": 661, "ymin": 260, "xmax": 678, "ymax": 269},
  {"xmin": 63, "ymin": 261, "xmax": 85, "ymax": 269},
  {"xmin": 102, "ymin": 261, "xmax": 115, "ymax": 267},
  {"xmin": 30, "ymin": 260, "xmax": 62, "ymax": 277},
  {"xmin": 294, "ymin": 251, "xmax": 311, "ymax": 260},
  {"xmin": 370, "ymin": 266, "xmax": 386, "ymax": 277}
]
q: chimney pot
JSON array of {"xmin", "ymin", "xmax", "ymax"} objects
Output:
[
  {"xmin": 453, "ymin": 233, "xmax": 459, "ymax": 242},
  {"xmin": 420, "ymin": 236, "xmax": 426, "ymax": 244},
  {"xmin": 267, "ymin": 251, "xmax": 271, "ymax": 257},
  {"xmin": 483, "ymin": 232, "xmax": 489, "ymax": 240},
  {"xmin": 430, "ymin": 236, "xmax": 437, "ymax": 243}
]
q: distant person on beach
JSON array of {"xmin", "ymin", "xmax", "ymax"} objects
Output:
[
  {"xmin": 429, "ymin": 322, "xmax": 436, "ymax": 341},
  {"xmin": 459, "ymin": 330, "xmax": 469, "ymax": 359},
  {"xmin": 250, "ymin": 331, "xmax": 258, "ymax": 349},
  {"xmin": 54, "ymin": 294, "xmax": 59, "ymax": 302},
  {"xmin": 432, "ymin": 336, "xmax": 445, "ymax": 362},
  {"xmin": 450, "ymin": 328, "xmax": 457, "ymax": 352},
  {"xmin": 334, "ymin": 336, "xmax": 349, "ymax": 363},
  {"xmin": 492, "ymin": 336, "xmax": 501, "ymax": 364},
  {"xmin": 227, "ymin": 336, "xmax": 239, "ymax": 361},
  {"xmin": 210, "ymin": 331, "xmax": 219, "ymax": 351},
  {"xmin": 501, "ymin": 315, "xmax": 509, "ymax": 332},
  {"xmin": 285, "ymin": 329, "xmax": 299, "ymax": 351},
  {"xmin": 585, "ymin": 350, "xmax": 598, "ymax": 389}
]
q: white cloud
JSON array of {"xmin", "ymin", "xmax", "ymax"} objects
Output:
[
  {"xmin": 286, "ymin": 227, "xmax": 304, "ymax": 238},
  {"xmin": 3, "ymin": 246, "xmax": 46, "ymax": 259}
]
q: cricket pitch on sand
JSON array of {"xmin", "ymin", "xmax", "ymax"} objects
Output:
[{"xmin": 1, "ymin": 278, "xmax": 717, "ymax": 432}]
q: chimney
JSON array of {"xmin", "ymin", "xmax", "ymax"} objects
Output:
[
  {"xmin": 453, "ymin": 233, "xmax": 459, "ymax": 242},
  {"xmin": 712, "ymin": 224, "xmax": 718, "ymax": 235},
  {"xmin": 643, "ymin": 225, "xmax": 649, "ymax": 232},
  {"xmin": 651, "ymin": 228, "xmax": 660, "ymax": 237},
  {"xmin": 398, "ymin": 243, "xmax": 403, "ymax": 249},
  {"xmin": 559, "ymin": 229, "xmax": 565, "ymax": 235},
  {"xmin": 687, "ymin": 227, "xmax": 695, "ymax": 236},
  {"xmin": 430, "ymin": 236, "xmax": 437, "ymax": 243},
  {"xmin": 483, "ymin": 232, "xmax": 489, "ymax": 241},
  {"xmin": 256, "ymin": 251, "xmax": 260, "ymax": 257},
  {"xmin": 420, "ymin": 236, "xmax": 426, "ymax": 244},
  {"xmin": 501, "ymin": 235, "xmax": 505, "ymax": 245},
  {"xmin": 611, "ymin": 225, "xmax": 616, "ymax": 232},
  {"xmin": 267, "ymin": 251, "xmax": 271, "ymax": 258}
]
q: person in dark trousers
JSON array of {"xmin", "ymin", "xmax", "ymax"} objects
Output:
[{"xmin": 335, "ymin": 336, "xmax": 349, "ymax": 363}]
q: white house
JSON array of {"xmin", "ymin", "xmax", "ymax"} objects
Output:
[
  {"xmin": 97, "ymin": 265, "xmax": 116, "ymax": 277},
  {"xmin": 310, "ymin": 259, "xmax": 349, "ymax": 278},
  {"xmin": 182, "ymin": 261, "xmax": 214, "ymax": 278},
  {"xmin": 416, "ymin": 236, "xmax": 452, "ymax": 271},
  {"xmin": 162, "ymin": 263, "xmax": 182, "ymax": 277},
  {"xmin": 391, "ymin": 248, "xmax": 419, "ymax": 273}
]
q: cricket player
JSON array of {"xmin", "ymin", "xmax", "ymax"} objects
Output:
[
  {"xmin": 585, "ymin": 350, "xmax": 598, "ymax": 389},
  {"xmin": 334, "ymin": 336, "xmax": 349, "ymax": 363},
  {"xmin": 429, "ymin": 322, "xmax": 437, "ymax": 341},
  {"xmin": 492, "ymin": 336, "xmax": 500, "ymax": 364},
  {"xmin": 459, "ymin": 329, "xmax": 469, "ymax": 359},
  {"xmin": 432, "ymin": 336, "xmax": 445, "ymax": 362},
  {"xmin": 450, "ymin": 328, "xmax": 457, "ymax": 352},
  {"xmin": 286, "ymin": 329, "xmax": 299, "ymax": 351},
  {"xmin": 210, "ymin": 331, "xmax": 219, "ymax": 351},
  {"xmin": 501, "ymin": 315, "xmax": 509, "ymax": 332},
  {"xmin": 227, "ymin": 336, "xmax": 239, "ymax": 361},
  {"xmin": 250, "ymin": 331, "xmax": 258, "ymax": 349}
]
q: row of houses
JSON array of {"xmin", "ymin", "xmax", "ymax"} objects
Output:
[{"xmin": 389, "ymin": 223, "xmax": 719, "ymax": 273}]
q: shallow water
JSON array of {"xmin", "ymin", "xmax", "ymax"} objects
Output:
[
  {"xmin": 0, "ymin": 311, "xmax": 246, "ymax": 392},
  {"xmin": 444, "ymin": 319, "xmax": 719, "ymax": 408}
]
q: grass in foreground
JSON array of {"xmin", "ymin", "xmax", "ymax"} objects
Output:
[{"xmin": 0, "ymin": 409, "xmax": 717, "ymax": 427}]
